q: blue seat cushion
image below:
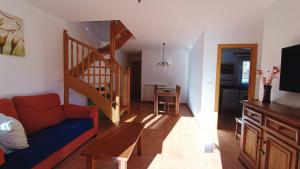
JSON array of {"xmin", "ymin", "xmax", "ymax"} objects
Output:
[{"xmin": 1, "ymin": 119, "xmax": 93, "ymax": 169}]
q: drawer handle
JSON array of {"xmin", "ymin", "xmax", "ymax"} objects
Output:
[
  {"xmin": 259, "ymin": 149, "xmax": 265, "ymax": 155},
  {"xmin": 276, "ymin": 126, "xmax": 285, "ymax": 131},
  {"xmin": 250, "ymin": 113, "xmax": 258, "ymax": 117}
]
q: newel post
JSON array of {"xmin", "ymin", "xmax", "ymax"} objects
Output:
[
  {"xmin": 63, "ymin": 30, "xmax": 69, "ymax": 104},
  {"xmin": 127, "ymin": 67, "xmax": 131, "ymax": 113},
  {"xmin": 116, "ymin": 65, "xmax": 121, "ymax": 110}
]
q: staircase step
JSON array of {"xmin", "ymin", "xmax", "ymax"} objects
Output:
[
  {"xmin": 120, "ymin": 105, "xmax": 129, "ymax": 114},
  {"xmin": 121, "ymin": 113, "xmax": 137, "ymax": 123}
]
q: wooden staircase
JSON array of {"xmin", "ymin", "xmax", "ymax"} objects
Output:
[{"xmin": 63, "ymin": 21, "xmax": 133, "ymax": 124}]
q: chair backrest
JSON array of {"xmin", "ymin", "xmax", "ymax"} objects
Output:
[
  {"xmin": 154, "ymin": 84, "xmax": 158, "ymax": 94},
  {"xmin": 176, "ymin": 85, "xmax": 181, "ymax": 95}
]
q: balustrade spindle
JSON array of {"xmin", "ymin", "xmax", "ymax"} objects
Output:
[
  {"xmin": 87, "ymin": 50, "xmax": 90, "ymax": 84},
  {"xmin": 71, "ymin": 41, "xmax": 74, "ymax": 77},
  {"xmin": 81, "ymin": 46, "xmax": 84, "ymax": 78},
  {"xmin": 93, "ymin": 54, "xmax": 96, "ymax": 87},
  {"xmin": 70, "ymin": 40, "xmax": 74, "ymax": 77},
  {"xmin": 98, "ymin": 59, "xmax": 101, "ymax": 95},
  {"xmin": 76, "ymin": 43, "xmax": 79, "ymax": 78},
  {"xmin": 104, "ymin": 62, "xmax": 107, "ymax": 99}
]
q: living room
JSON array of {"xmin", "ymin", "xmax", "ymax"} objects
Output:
[{"xmin": 0, "ymin": 0, "xmax": 300, "ymax": 169}]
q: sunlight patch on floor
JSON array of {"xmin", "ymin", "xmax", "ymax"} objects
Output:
[{"xmin": 141, "ymin": 115, "xmax": 224, "ymax": 169}]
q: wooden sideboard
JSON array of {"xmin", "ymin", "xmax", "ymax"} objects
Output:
[{"xmin": 239, "ymin": 100, "xmax": 300, "ymax": 169}]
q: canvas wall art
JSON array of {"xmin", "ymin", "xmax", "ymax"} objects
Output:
[{"xmin": 0, "ymin": 10, "xmax": 25, "ymax": 56}]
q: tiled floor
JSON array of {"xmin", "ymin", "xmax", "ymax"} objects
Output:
[{"xmin": 55, "ymin": 102, "xmax": 245, "ymax": 169}]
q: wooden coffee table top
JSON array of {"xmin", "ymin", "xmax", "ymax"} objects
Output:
[{"xmin": 81, "ymin": 122, "xmax": 144, "ymax": 162}]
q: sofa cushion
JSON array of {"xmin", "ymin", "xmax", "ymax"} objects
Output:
[
  {"xmin": 0, "ymin": 113, "xmax": 29, "ymax": 154},
  {"xmin": 0, "ymin": 99, "xmax": 18, "ymax": 120},
  {"xmin": 12, "ymin": 93, "xmax": 65, "ymax": 134},
  {"xmin": 1, "ymin": 119, "xmax": 93, "ymax": 169}
]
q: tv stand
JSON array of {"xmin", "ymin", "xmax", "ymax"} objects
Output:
[{"xmin": 239, "ymin": 100, "xmax": 300, "ymax": 169}]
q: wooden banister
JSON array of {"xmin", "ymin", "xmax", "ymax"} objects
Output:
[
  {"xmin": 63, "ymin": 21, "xmax": 132, "ymax": 124},
  {"xmin": 64, "ymin": 30, "xmax": 118, "ymax": 123}
]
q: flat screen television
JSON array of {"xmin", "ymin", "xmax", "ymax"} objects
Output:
[{"xmin": 279, "ymin": 44, "xmax": 300, "ymax": 93}]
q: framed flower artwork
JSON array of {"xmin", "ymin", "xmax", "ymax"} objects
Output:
[{"xmin": 0, "ymin": 10, "xmax": 25, "ymax": 56}]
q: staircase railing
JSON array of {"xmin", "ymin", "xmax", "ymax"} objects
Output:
[
  {"xmin": 63, "ymin": 20, "xmax": 132, "ymax": 124},
  {"xmin": 63, "ymin": 30, "xmax": 125, "ymax": 123},
  {"xmin": 65, "ymin": 32, "xmax": 112, "ymax": 99}
]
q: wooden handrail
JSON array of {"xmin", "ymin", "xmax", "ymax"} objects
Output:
[
  {"xmin": 63, "ymin": 24, "xmax": 132, "ymax": 123},
  {"xmin": 64, "ymin": 30, "xmax": 116, "ymax": 122}
]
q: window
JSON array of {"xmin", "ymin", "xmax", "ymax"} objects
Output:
[{"xmin": 241, "ymin": 61, "xmax": 250, "ymax": 84}]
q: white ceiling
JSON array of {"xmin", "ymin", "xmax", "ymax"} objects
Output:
[{"xmin": 26, "ymin": 0, "xmax": 276, "ymax": 52}]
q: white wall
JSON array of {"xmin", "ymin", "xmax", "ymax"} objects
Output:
[
  {"xmin": 141, "ymin": 49, "xmax": 189, "ymax": 103},
  {"xmin": 201, "ymin": 29, "xmax": 263, "ymax": 112},
  {"xmin": 66, "ymin": 22, "xmax": 98, "ymax": 48},
  {"xmin": 0, "ymin": 0, "xmax": 96, "ymax": 105},
  {"xmin": 116, "ymin": 50, "xmax": 130, "ymax": 69},
  {"xmin": 260, "ymin": 0, "xmax": 300, "ymax": 108},
  {"xmin": 187, "ymin": 33, "xmax": 204, "ymax": 115},
  {"xmin": 0, "ymin": 0, "xmax": 64, "ymax": 99}
]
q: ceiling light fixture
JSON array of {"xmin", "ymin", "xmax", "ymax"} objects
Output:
[
  {"xmin": 138, "ymin": 0, "xmax": 142, "ymax": 4},
  {"xmin": 157, "ymin": 43, "xmax": 170, "ymax": 67}
]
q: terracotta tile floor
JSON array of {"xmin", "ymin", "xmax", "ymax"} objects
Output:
[{"xmin": 55, "ymin": 102, "xmax": 245, "ymax": 169}]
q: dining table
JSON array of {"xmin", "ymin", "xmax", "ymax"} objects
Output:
[{"xmin": 154, "ymin": 87, "xmax": 180, "ymax": 116}]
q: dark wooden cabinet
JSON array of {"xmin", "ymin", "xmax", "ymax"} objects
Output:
[{"xmin": 239, "ymin": 101, "xmax": 300, "ymax": 169}]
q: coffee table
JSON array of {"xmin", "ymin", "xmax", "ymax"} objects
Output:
[{"xmin": 81, "ymin": 122, "xmax": 144, "ymax": 169}]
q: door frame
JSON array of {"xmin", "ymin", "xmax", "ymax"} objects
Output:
[{"xmin": 214, "ymin": 44, "xmax": 258, "ymax": 112}]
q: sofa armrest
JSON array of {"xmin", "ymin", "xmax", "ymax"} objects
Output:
[
  {"xmin": 62, "ymin": 104, "xmax": 98, "ymax": 133},
  {"xmin": 0, "ymin": 148, "xmax": 5, "ymax": 166}
]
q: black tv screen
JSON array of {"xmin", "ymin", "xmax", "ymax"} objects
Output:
[{"xmin": 279, "ymin": 44, "xmax": 300, "ymax": 93}]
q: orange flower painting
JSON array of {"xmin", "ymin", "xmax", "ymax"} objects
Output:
[{"xmin": 0, "ymin": 10, "xmax": 25, "ymax": 56}]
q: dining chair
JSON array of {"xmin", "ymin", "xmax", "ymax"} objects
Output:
[
  {"xmin": 166, "ymin": 85, "xmax": 181, "ymax": 114},
  {"xmin": 154, "ymin": 84, "xmax": 168, "ymax": 114}
]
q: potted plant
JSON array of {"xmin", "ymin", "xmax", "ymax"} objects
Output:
[{"xmin": 256, "ymin": 66, "xmax": 280, "ymax": 103}]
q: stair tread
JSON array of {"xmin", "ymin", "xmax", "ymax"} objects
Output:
[
  {"xmin": 120, "ymin": 105, "xmax": 129, "ymax": 113},
  {"xmin": 121, "ymin": 113, "xmax": 137, "ymax": 123}
]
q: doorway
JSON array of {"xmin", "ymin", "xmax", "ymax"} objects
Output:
[
  {"xmin": 215, "ymin": 44, "xmax": 258, "ymax": 130},
  {"xmin": 131, "ymin": 60, "xmax": 142, "ymax": 101}
]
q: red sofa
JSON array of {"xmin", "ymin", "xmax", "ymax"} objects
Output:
[{"xmin": 0, "ymin": 93, "xmax": 98, "ymax": 169}]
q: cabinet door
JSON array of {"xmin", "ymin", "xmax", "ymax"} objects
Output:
[
  {"xmin": 260, "ymin": 132, "xmax": 298, "ymax": 169},
  {"xmin": 240, "ymin": 120, "xmax": 262, "ymax": 169}
]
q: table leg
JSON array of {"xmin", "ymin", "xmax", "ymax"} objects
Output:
[
  {"xmin": 154, "ymin": 95, "xmax": 156, "ymax": 115},
  {"xmin": 118, "ymin": 161, "xmax": 127, "ymax": 169},
  {"xmin": 155, "ymin": 95, "xmax": 158, "ymax": 116},
  {"xmin": 175, "ymin": 96, "xmax": 179, "ymax": 116},
  {"xmin": 86, "ymin": 157, "xmax": 95, "ymax": 169},
  {"xmin": 137, "ymin": 133, "xmax": 143, "ymax": 155},
  {"xmin": 235, "ymin": 118, "xmax": 238, "ymax": 140}
]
